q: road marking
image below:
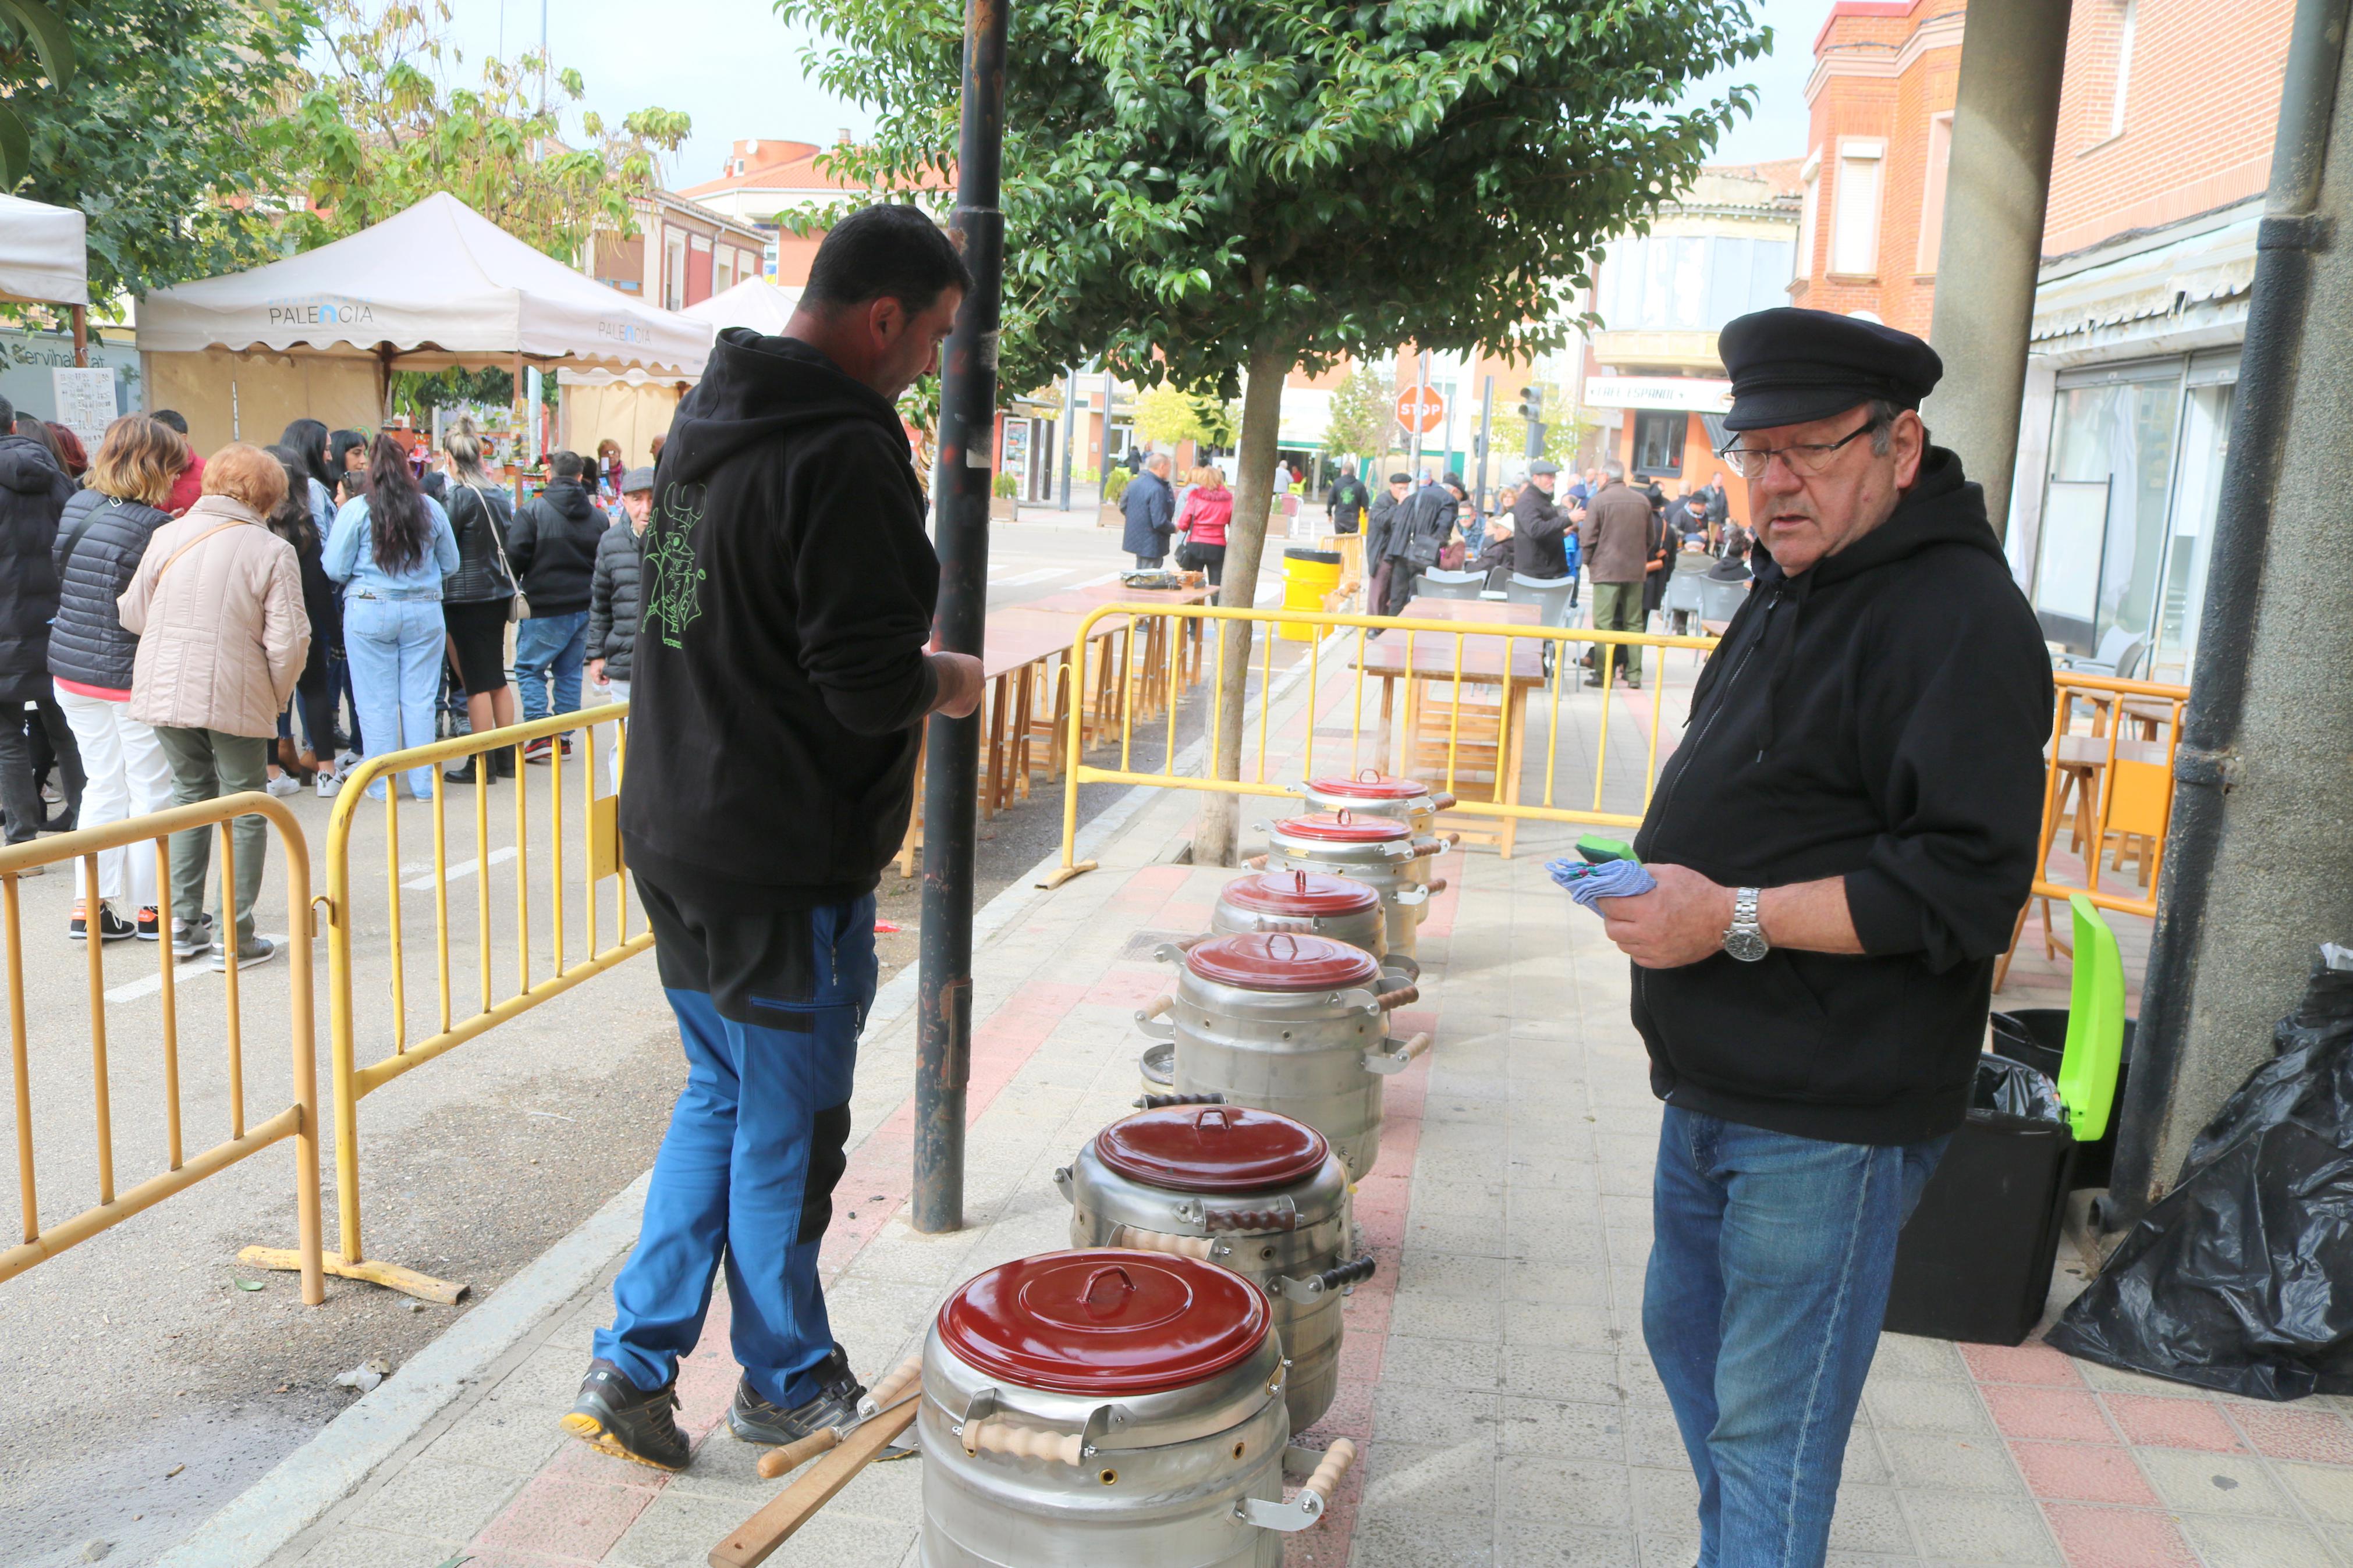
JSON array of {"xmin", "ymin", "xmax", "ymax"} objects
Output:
[
  {"xmin": 994, "ymin": 566, "xmax": 1068, "ymax": 587},
  {"xmin": 1073, "ymin": 571, "xmax": 1122, "ymax": 588},
  {"xmin": 402, "ymin": 845, "xmax": 517, "ymax": 890},
  {"xmin": 104, "ymin": 936, "xmax": 290, "ymax": 1002}
]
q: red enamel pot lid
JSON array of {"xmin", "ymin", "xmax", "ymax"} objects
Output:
[
  {"xmin": 1095, "ymin": 1104, "xmax": 1332, "ymax": 1193},
  {"xmin": 1185, "ymin": 931, "xmax": 1380, "ymax": 992},
  {"xmin": 937, "ymin": 1249, "xmax": 1270, "ymax": 1394},
  {"xmin": 1222, "ymin": 869, "xmax": 1380, "ymax": 918},
  {"xmin": 1307, "ymin": 772, "xmax": 1429, "ymax": 801},
  {"xmin": 1277, "ymin": 810, "xmax": 1411, "ymax": 844}
]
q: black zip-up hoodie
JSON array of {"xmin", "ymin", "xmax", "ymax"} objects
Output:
[
  {"xmin": 506, "ymin": 479, "xmax": 604, "ymax": 616},
  {"xmin": 1631, "ymin": 447, "xmax": 2053, "ymax": 1146},
  {"xmin": 619, "ymin": 329, "xmax": 939, "ymax": 905}
]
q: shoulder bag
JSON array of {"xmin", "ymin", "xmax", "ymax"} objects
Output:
[{"xmin": 464, "ymin": 483, "xmax": 530, "ymax": 623}]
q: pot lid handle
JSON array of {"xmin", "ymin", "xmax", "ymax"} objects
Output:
[
  {"xmin": 1268, "ymin": 931, "xmax": 1299, "ymax": 961},
  {"xmin": 1358, "ymin": 766, "xmax": 1380, "ymax": 781},
  {"xmin": 1081, "ymin": 1263, "xmax": 1138, "ymax": 1313},
  {"xmin": 1293, "ymin": 869, "xmax": 1310, "ymax": 892},
  {"xmin": 1194, "ymin": 1105, "xmax": 1234, "ymax": 1133}
]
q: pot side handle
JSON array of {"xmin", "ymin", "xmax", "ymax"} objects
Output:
[
  {"xmin": 1239, "ymin": 1440, "xmax": 1359, "ymax": 1533},
  {"xmin": 1134, "ymin": 993, "xmax": 1177, "ymax": 1040},
  {"xmin": 962, "ymin": 1419, "xmax": 1084, "ymax": 1466},
  {"xmin": 1364, "ymin": 1031, "xmax": 1434, "ymax": 1076}
]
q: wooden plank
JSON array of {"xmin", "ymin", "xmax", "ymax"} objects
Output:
[{"xmin": 707, "ymin": 1395, "xmax": 923, "ymax": 1568}]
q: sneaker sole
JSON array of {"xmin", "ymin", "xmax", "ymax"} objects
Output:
[{"xmin": 559, "ymin": 1410, "xmax": 687, "ymax": 1471}]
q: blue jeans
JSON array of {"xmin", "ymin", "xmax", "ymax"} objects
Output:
[
  {"xmin": 1644, "ymin": 1106, "xmax": 1949, "ymax": 1568},
  {"xmin": 514, "ymin": 610, "xmax": 589, "ymax": 730},
  {"xmin": 343, "ymin": 598, "xmax": 445, "ymax": 800},
  {"xmin": 597, "ymin": 893, "xmax": 876, "ymax": 1407}
]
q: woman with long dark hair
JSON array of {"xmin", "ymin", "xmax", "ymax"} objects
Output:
[
  {"xmin": 279, "ymin": 418, "xmax": 337, "ymax": 531},
  {"xmin": 437, "ymin": 418, "xmax": 519, "ymax": 783},
  {"xmin": 282, "ymin": 418, "xmax": 355, "ymax": 766},
  {"xmin": 328, "ymin": 428, "xmax": 369, "ymax": 481},
  {"xmin": 324, "ymin": 434, "xmax": 457, "ymax": 801},
  {"xmin": 263, "ymin": 445, "xmax": 342, "ymax": 788}
]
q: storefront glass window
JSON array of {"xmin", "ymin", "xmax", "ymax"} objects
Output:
[
  {"xmin": 2150, "ymin": 381, "xmax": 2233, "ymax": 681},
  {"xmin": 1633, "ymin": 411, "xmax": 1686, "ymax": 477},
  {"xmin": 2040, "ymin": 371, "xmax": 2181, "ymax": 652}
]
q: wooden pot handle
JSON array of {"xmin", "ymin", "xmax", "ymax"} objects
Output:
[
  {"xmin": 1374, "ymin": 983, "xmax": 1419, "ymax": 1011},
  {"xmin": 964, "ymin": 1419, "xmax": 1084, "ymax": 1466},
  {"xmin": 1112, "ymin": 1224, "xmax": 1213, "ymax": 1259},
  {"xmin": 1302, "ymin": 1439, "xmax": 1357, "ymax": 1507}
]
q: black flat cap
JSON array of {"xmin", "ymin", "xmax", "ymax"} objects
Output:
[{"xmin": 1719, "ymin": 308, "xmax": 1943, "ymax": 432}]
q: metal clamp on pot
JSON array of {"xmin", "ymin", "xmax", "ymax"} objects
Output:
[
  {"xmin": 1236, "ymin": 1441, "xmax": 1359, "ymax": 1532},
  {"xmin": 1208, "ymin": 867, "xmax": 1414, "ymax": 984},
  {"xmin": 1252, "ymin": 810, "xmax": 1440, "ymax": 965},
  {"xmin": 1061, "ymin": 1106, "xmax": 1358, "ymax": 1436},
  {"xmin": 1298, "ymin": 771, "xmax": 1461, "ymax": 930},
  {"xmin": 921, "ymin": 1249, "xmax": 1315, "ymax": 1567}
]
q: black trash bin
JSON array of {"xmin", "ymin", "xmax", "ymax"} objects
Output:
[
  {"xmin": 1990, "ymin": 1009, "xmax": 2135, "ymax": 1190},
  {"xmin": 1883, "ymin": 1054, "xmax": 2077, "ymax": 1346}
]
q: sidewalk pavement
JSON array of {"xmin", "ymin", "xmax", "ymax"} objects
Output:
[{"xmin": 165, "ymin": 639, "xmax": 2353, "ymax": 1568}]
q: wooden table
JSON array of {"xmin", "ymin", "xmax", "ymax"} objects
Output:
[
  {"xmin": 1354, "ymin": 599, "xmax": 1546, "ymax": 856},
  {"xmin": 1021, "ymin": 584, "xmax": 1214, "ymax": 730}
]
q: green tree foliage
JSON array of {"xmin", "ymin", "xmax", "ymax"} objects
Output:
[
  {"xmin": 778, "ymin": 0, "xmax": 1766, "ymax": 859},
  {"xmin": 1132, "ymin": 380, "xmax": 1238, "ymax": 451},
  {"xmin": 1322, "ymin": 363, "xmax": 1394, "ymax": 463},
  {"xmin": 0, "ymin": 0, "xmax": 73, "ymax": 189},
  {"xmin": 5, "ymin": 0, "xmax": 310, "ymax": 300},
  {"xmin": 273, "ymin": 1, "xmax": 691, "ymax": 261}
]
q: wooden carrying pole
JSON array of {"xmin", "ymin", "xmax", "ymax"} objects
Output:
[{"xmin": 708, "ymin": 1377, "xmax": 923, "ymax": 1568}]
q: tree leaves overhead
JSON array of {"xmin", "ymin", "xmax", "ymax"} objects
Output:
[
  {"xmin": 774, "ymin": 0, "xmax": 1768, "ymax": 393},
  {"xmin": 4, "ymin": 0, "xmax": 308, "ymax": 301},
  {"xmin": 268, "ymin": 1, "xmax": 692, "ymax": 262}
]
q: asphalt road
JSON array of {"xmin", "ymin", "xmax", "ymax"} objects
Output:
[{"xmin": 0, "ymin": 504, "xmax": 1287, "ymax": 1567}]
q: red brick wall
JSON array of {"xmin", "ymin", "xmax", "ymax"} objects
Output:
[{"xmin": 2042, "ymin": 0, "xmax": 2291, "ymax": 256}]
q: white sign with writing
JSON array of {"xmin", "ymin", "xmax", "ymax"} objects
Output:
[
  {"xmin": 1582, "ymin": 375, "xmax": 1734, "ymax": 414},
  {"xmin": 51, "ymin": 367, "xmax": 117, "ymax": 453}
]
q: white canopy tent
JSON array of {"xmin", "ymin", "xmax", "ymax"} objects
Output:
[
  {"xmin": 0, "ymin": 193, "xmax": 88, "ymax": 308},
  {"xmin": 136, "ymin": 191, "xmax": 712, "ymax": 455},
  {"xmin": 557, "ymin": 276, "xmax": 803, "ymax": 463}
]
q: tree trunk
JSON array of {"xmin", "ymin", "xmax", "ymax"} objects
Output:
[{"xmin": 1191, "ymin": 333, "xmax": 1290, "ymax": 866}]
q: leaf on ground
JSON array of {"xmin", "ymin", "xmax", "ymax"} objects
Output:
[{"xmin": 233, "ymin": 1279, "xmax": 264, "ymax": 1291}]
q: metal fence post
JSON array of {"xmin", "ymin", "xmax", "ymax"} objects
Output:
[{"xmin": 914, "ymin": 0, "xmax": 1009, "ymax": 1235}]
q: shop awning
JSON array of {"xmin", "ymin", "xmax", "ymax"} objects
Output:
[{"xmin": 2031, "ymin": 211, "xmax": 2260, "ymax": 348}]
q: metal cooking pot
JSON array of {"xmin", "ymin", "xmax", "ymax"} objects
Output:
[
  {"xmin": 1209, "ymin": 868, "xmax": 1412, "ymax": 983},
  {"xmin": 1058, "ymin": 1105, "xmax": 1369, "ymax": 1434},
  {"xmin": 1137, "ymin": 931, "xmax": 1428, "ymax": 1182},
  {"xmin": 1250, "ymin": 810, "xmax": 1450, "ymax": 965},
  {"xmin": 1298, "ymin": 771, "xmax": 1456, "ymax": 927},
  {"xmin": 919, "ymin": 1249, "xmax": 1355, "ymax": 1567}
]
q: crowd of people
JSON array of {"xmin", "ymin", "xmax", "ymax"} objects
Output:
[{"xmin": 0, "ymin": 390, "xmax": 656, "ymax": 961}]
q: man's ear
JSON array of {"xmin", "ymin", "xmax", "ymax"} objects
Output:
[
  {"xmin": 867, "ymin": 294, "xmax": 906, "ymax": 345},
  {"xmin": 1892, "ymin": 408, "xmax": 1928, "ymax": 489}
]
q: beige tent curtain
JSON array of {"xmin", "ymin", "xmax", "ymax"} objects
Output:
[
  {"xmin": 558, "ymin": 381, "xmax": 685, "ymax": 469},
  {"xmin": 140, "ymin": 349, "xmax": 385, "ymax": 457}
]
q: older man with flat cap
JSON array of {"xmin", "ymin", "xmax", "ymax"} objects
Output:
[{"xmin": 1595, "ymin": 307, "xmax": 2051, "ymax": 1566}]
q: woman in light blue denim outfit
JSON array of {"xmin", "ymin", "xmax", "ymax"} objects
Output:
[{"xmin": 324, "ymin": 435, "xmax": 459, "ymax": 801}]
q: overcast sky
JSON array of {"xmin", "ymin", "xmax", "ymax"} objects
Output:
[{"xmin": 428, "ymin": 0, "xmax": 1827, "ymax": 188}]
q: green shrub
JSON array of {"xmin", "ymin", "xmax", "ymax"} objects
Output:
[
  {"xmin": 992, "ymin": 471, "xmax": 1020, "ymax": 499},
  {"xmin": 1103, "ymin": 465, "xmax": 1133, "ymax": 505}
]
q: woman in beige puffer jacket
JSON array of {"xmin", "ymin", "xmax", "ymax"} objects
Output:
[{"xmin": 117, "ymin": 443, "xmax": 310, "ymax": 968}]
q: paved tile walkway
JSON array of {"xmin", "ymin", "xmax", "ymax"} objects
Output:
[{"xmin": 243, "ymin": 635, "xmax": 2353, "ymax": 1568}]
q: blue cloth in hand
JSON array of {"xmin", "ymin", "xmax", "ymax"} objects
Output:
[{"xmin": 1546, "ymin": 855, "xmax": 1658, "ymax": 911}]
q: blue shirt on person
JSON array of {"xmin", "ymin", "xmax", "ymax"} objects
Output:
[{"xmin": 324, "ymin": 493, "xmax": 460, "ymax": 600}]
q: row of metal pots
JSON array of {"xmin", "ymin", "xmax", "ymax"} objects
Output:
[{"xmin": 912, "ymin": 776, "xmax": 1453, "ymax": 1566}]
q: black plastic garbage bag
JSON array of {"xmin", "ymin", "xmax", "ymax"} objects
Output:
[
  {"xmin": 2046, "ymin": 948, "xmax": 2353, "ymax": 1399},
  {"xmin": 1979, "ymin": 1050, "xmax": 2067, "ymax": 1125}
]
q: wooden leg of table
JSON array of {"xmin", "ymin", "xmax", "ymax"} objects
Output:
[
  {"xmin": 1374, "ymin": 675, "xmax": 1397, "ymax": 776},
  {"xmin": 1498, "ymin": 686, "xmax": 1527, "ymax": 859},
  {"xmin": 981, "ymin": 671, "xmax": 1008, "ymax": 819},
  {"xmin": 1010, "ymin": 662, "xmax": 1036, "ymax": 801}
]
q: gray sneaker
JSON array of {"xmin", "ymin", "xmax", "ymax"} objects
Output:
[
  {"xmin": 171, "ymin": 912, "xmax": 215, "ymax": 959},
  {"xmin": 726, "ymin": 1342, "xmax": 864, "ymax": 1446},
  {"xmin": 210, "ymin": 934, "xmax": 278, "ymax": 972}
]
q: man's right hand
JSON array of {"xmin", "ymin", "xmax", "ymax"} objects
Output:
[{"xmin": 928, "ymin": 651, "xmax": 985, "ymax": 719}]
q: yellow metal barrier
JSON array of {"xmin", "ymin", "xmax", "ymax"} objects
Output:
[
  {"xmin": 1, "ymin": 793, "xmax": 323, "ymax": 1304},
  {"xmin": 1049, "ymin": 603, "xmax": 1719, "ymax": 881},
  {"xmin": 248, "ymin": 704, "xmax": 650, "ymax": 1303}
]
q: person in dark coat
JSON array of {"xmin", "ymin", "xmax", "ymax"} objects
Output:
[
  {"xmin": 1327, "ymin": 461, "xmax": 1369, "ymax": 535},
  {"xmin": 587, "ymin": 466, "xmax": 652, "ymax": 791},
  {"xmin": 1382, "ymin": 471, "xmax": 1464, "ymax": 613},
  {"xmin": 1362, "ymin": 471, "xmax": 1412, "ymax": 615},
  {"xmin": 1476, "ymin": 460, "xmax": 1576, "ymax": 582},
  {"xmin": 437, "ymin": 418, "xmax": 519, "ymax": 785},
  {"xmin": 48, "ymin": 414, "xmax": 180, "ymax": 931},
  {"xmin": 1120, "ymin": 454, "xmax": 1176, "ymax": 567},
  {"xmin": 261, "ymin": 445, "xmax": 340, "ymax": 787},
  {"xmin": 507, "ymin": 450, "xmax": 608, "ymax": 759},
  {"xmin": 1599, "ymin": 308, "xmax": 2052, "ymax": 1568},
  {"xmin": 0, "ymin": 396, "xmax": 83, "ymax": 847}
]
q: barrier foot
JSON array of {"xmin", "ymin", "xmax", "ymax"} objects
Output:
[
  {"xmin": 1038, "ymin": 860, "xmax": 1097, "ymax": 890},
  {"xmin": 240, "ymin": 1245, "xmax": 469, "ymax": 1306}
]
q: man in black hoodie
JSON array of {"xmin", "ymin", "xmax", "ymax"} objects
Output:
[
  {"xmin": 1597, "ymin": 310, "xmax": 2051, "ymax": 1565},
  {"xmin": 565, "ymin": 207, "xmax": 982, "ymax": 1471},
  {"xmin": 508, "ymin": 449, "xmax": 608, "ymax": 759}
]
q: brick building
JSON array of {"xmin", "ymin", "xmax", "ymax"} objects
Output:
[
  {"xmin": 585, "ymin": 190, "xmax": 768, "ymax": 312},
  {"xmin": 678, "ymin": 137, "xmax": 950, "ymax": 293}
]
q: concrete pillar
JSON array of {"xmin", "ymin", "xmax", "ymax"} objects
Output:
[
  {"xmin": 2107, "ymin": 0, "xmax": 2353, "ymax": 1225},
  {"xmin": 1918, "ymin": 0, "xmax": 2072, "ymax": 542}
]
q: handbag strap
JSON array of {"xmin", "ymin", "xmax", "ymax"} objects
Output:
[
  {"xmin": 53, "ymin": 499, "xmax": 116, "ymax": 576},
  {"xmin": 465, "ymin": 483, "xmax": 521, "ymax": 593},
  {"xmin": 154, "ymin": 520, "xmax": 247, "ymax": 585}
]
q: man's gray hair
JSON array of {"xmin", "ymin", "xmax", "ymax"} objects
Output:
[
  {"xmin": 1602, "ymin": 459, "xmax": 1626, "ymax": 481},
  {"xmin": 1864, "ymin": 398, "xmax": 1903, "ymax": 456}
]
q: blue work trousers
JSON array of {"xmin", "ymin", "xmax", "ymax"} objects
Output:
[
  {"xmin": 1643, "ymin": 1105, "xmax": 1949, "ymax": 1568},
  {"xmin": 515, "ymin": 610, "xmax": 589, "ymax": 729},
  {"xmin": 595, "ymin": 890, "xmax": 875, "ymax": 1409}
]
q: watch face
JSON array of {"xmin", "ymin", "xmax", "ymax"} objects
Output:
[{"xmin": 1724, "ymin": 927, "xmax": 1770, "ymax": 963}]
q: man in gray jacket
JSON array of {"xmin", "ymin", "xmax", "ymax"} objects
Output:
[{"xmin": 1579, "ymin": 460, "xmax": 1656, "ymax": 688}]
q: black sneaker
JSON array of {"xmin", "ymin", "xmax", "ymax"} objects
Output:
[
  {"xmin": 726, "ymin": 1343, "xmax": 864, "ymax": 1446},
  {"xmin": 523, "ymin": 737, "xmax": 554, "ymax": 765},
  {"xmin": 70, "ymin": 902, "xmax": 137, "ymax": 942},
  {"xmin": 561, "ymin": 1359, "xmax": 688, "ymax": 1471}
]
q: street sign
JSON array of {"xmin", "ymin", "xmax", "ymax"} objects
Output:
[{"xmin": 1394, "ymin": 383, "xmax": 1445, "ymax": 435}]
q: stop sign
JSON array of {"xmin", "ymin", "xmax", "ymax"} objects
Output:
[{"xmin": 1393, "ymin": 384, "xmax": 1445, "ymax": 435}]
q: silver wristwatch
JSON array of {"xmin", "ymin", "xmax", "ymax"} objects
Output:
[{"xmin": 1724, "ymin": 887, "xmax": 1769, "ymax": 962}]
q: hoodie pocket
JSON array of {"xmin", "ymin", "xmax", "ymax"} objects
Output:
[{"xmin": 1635, "ymin": 954, "xmax": 1826, "ymax": 1100}]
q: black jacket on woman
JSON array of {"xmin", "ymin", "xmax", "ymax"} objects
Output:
[
  {"xmin": 48, "ymin": 488, "xmax": 171, "ymax": 692},
  {"xmin": 442, "ymin": 481, "xmax": 517, "ymax": 605},
  {"xmin": 0, "ymin": 434, "xmax": 74, "ymax": 702},
  {"xmin": 506, "ymin": 479, "xmax": 604, "ymax": 616},
  {"xmin": 586, "ymin": 519, "xmax": 644, "ymax": 683}
]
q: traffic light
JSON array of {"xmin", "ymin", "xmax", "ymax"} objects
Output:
[{"xmin": 1515, "ymin": 385, "xmax": 1544, "ymax": 424}]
